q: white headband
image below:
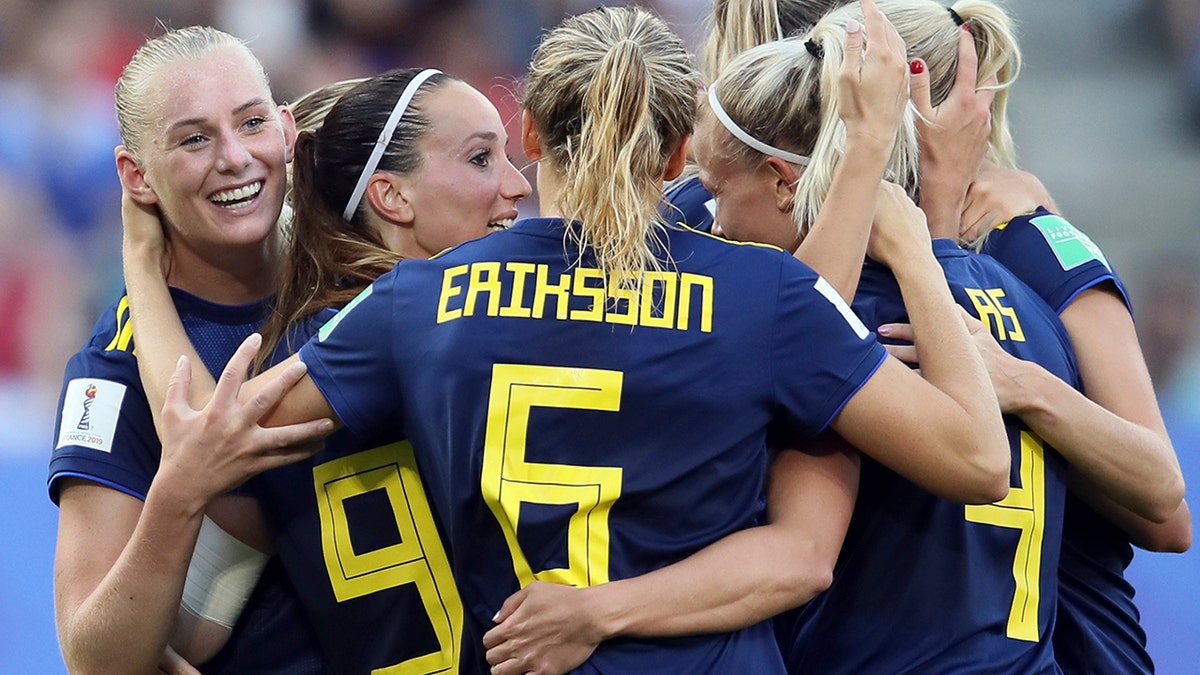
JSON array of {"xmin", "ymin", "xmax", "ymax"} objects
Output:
[
  {"xmin": 342, "ymin": 68, "xmax": 442, "ymax": 221},
  {"xmin": 706, "ymin": 85, "xmax": 810, "ymax": 166}
]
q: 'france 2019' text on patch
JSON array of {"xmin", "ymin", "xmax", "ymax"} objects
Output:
[
  {"xmin": 56, "ymin": 378, "xmax": 127, "ymax": 453},
  {"xmin": 1031, "ymin": 214, "xmax": 1111, "ymax": 272},
  {"xmin": 814, "ymin": 276, "xmax": 869, "ymax": 339},
  {"xmin": 318, "ymin": 284, "xmax": 373, "ymax": 342}
]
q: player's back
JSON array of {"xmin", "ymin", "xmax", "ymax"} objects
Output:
[
  {"xmin": 302, "ymin": 216, "xmax": 886, "ymax": 673},
  {"xmin": 779, "ymin": 240, "xmax": 1078, "ymax": 674},
  {"xmin": 251, "ymin": 310, "xmax": 464, "ymax": 674}
]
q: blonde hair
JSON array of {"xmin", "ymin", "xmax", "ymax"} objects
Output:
[
  {"xmin": 705, "ymin": 32, "xmax": 919, "ymax": 238},
  {"xmin": 862, "ymin": 0, "xmax": 1022, "ymax": 168},
  {"xmin": 701, "ymin": 0, "xmax": 846, "ymax": 82},
  {"xmin": 114, "ymin": 25, "xmax": 271, "ymax": 159},
  {"xmin": 522, "ymin": 6, "xmax": 699, "ymax": 280}
]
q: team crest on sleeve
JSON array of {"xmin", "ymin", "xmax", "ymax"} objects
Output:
[
  {"xmin": 1031, "ymin": 215, "xmax": 1111, "ymax": 272},
  {"xmin": 318, "ymin": 284, "xmax": 373, "ymax": 342},
  {"xmin": 814, "ymin": 277, "xmax": 869, "ymax": 339},
  {"xmin": 56, "ymin": 378, "xmax": 126, "ymax": 452}
]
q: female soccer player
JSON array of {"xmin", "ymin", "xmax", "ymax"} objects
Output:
[
  {"xmin": 691, "ymin": 1, "xmax": 1186, "ymax": 672},
  {"xmin": 47, "ymin": 26, "xmax": 327, "ymax": 674},
  {"xmin": 125, "ymin": 5, "xmax": 1010, "ymax": 672},
  {"xmin": 121, "ymin": 67, "xmax": 532, "ymax": 672},
  {"xmin": 836, "ymin": 2, "xmax": 1188, "ymax": 672},
  {"xmin": 675, "ymin": 0, "xmax": 993, "ymax": 303}
]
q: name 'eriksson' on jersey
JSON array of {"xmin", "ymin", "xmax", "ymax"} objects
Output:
[{"xmin": 436, "ymin": 261, "xmax": 715, "ymax": 332}]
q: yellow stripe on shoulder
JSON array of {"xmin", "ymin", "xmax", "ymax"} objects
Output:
[
  {"xmin": 103, "ymin": 295, "xmax": 136, "ymax": 354},
  {"xmin": 691, "ymin": 228, "xmax": 785, "ymax": 252}
]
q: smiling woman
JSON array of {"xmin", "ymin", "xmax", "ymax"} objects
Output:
[
  {"xmin": 117, "ymin": 66, "xmax": 531, "ymax": 673},
  {"xmin": 114, "ymin": 40, "xmax": 295, "ymax": 303},
  {"xmin": 47, "ymin": 25, "xmax": 323, "ymax": 675}
]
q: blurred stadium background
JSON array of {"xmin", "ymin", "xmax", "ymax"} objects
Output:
[{"xmin": 2, "ymin": 0, "xmax": 1197, "ymax": 671}]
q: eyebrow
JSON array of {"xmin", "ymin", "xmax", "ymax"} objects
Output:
[
  {"xmin": 165, "ymin": 98, "xmax": 270, "ymax": 136},
  {"xmin": 461, "ymin": 131, "xmax": 500, "ymax": 147}
]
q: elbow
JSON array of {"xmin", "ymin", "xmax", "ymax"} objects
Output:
[
  {"xmin": 1161, "ymin": 529, "xmax": 1192, "ymax": 554},
  {"xmin": 968, "ymin": 473, "xmax": 1010, "ymax": 505},
  {"xmin": 1136, "ymin": 525, "xmax": 1192, "ymax": 554},
  {"xmin": 776, "ymin": 545, "xmax": 836, "ymax": 610},
  {"xmin": 1149, "ymin": 474, "xmax": 1187, "ymax": 525},
  {"xmin": 962, "ymin": 440, "xmax": 1012, "ymax": 505}
]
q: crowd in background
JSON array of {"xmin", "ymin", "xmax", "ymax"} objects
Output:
[
  {"xmin": 2, "ymin": 0, "xmax": 1200, "ymax": 671},
  {"xmin": 1, "ymin": 0, "xmax": 1199, "ymax": 416}
]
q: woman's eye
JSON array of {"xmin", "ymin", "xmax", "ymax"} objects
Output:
[
  {"xmin": 244, "ymin": 116, "xmax": 266, "ymax": 131},
  {"xmin": 181, "ymin": 134, "xmax": 205, "ymax": 147},
  {"xmin": 470, "ymin": 150, "xmax": 491, "ymax": 167}
]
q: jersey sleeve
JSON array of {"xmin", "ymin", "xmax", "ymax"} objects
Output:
[
  {"xmin": 984, "ymin": 210, "xmax": 1132, "ymax": 316},
  {"xmin": 298, "ymin": 271, "xmax": 404, "ymax": 441},
  {"xmin": 48, "ymin": 347, "xmax": 160, "ymax": 504},
  {"xmin": 771, "ymin": 258, "xmax": 887, "ymax": 436}
]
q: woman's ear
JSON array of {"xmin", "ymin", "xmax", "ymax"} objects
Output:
[
  {"xmin": 663, "ymin": 134, "xmax": 692, "ymax": 181},
  {"xmin": 521, "ymin": 109, "xmax": 543, "ymax": 162},
  {"xmin": 278, "ymin": 105, "xmax": 298, "ymax": 163},
  {"xmin": 765, "ymin": 156, "xmax": 801, "ymax": 213},
  {"xmin": 115, "ymin": 145, "xmax": 158, "ymax": 205},
  {"xmin": 364, "ymin": 173, "xmax": 414, "ymax": 225}
]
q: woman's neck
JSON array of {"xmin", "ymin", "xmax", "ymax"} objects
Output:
[
  {"xmin": 165, "ymin": 237, "xmax": 281, "ymax": 305},
  {"xmin": 536, "ymin": 162, "xmax": 564, "ymax": 219}
]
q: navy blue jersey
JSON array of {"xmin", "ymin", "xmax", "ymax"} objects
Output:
[
  {"xmin": 663, "ymin": 173, "xmax": 715, "ymax": 232},
  {"xmin": 777, "ymin": 239, "xmax": 1079, "ymax": 674},
  {"xmin": 300, "ymin": 217, "xmax": 887, "ymax": 673},
  {"xmin": 49, "ymin": 289, "xmax": 323, "ymax": 675},
  {"xmin": 982, "ymin": 212, "xmax": 1152, "ymax": 674},
  {"xmin": 979, "ymin": 209, "xmax": 1131, "ymax": 315},
  {"xmin": 245, "ymin": 309, "xmax": 465, "ymax": 674}
]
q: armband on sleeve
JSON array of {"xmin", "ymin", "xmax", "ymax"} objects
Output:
[{"xmin": 181, "ymin": 516, "xmax": 269, "ymax": 628}]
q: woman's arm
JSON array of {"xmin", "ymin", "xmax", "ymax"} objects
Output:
[
  {"xmin": 481, "ymin": 438, "xmax": 859, "ymax": 675},
  {"xmin": 879, "ymin": 289, "xmax": 1189, "ymax": 546},
  {"xmin": 794, "ymin": 0, "xmax": 907, "ymax": 301},
  {"xmin": 122, "ymin": 193, "xmax": 335, "ymax": 429},
  {"xmin": 831, "ymin": 184, "xmax": 1010, "ymax": 504},
  {"xmin": 55, "ymin": 480, "xmax": 205, "ymax": 675},
  {"xmin": 53, "ymin": 340, "xmax": 325, "ymax": 673},
  {"xmin": 1059, "ymin": 287, "xmax": 1189, "ymax": 547}
]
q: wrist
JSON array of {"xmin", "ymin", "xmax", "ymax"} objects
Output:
[
  {"xmin": 1003, "ymin": 359, "xmax": 1054, "ymax": 418},
  {"xmin": 582, "ymin": 583, "xmax": 631, "ymax": 641},
  {"xmin": 143, "ymin": 474, "xmax": 209, "ymax": 525},
  {"xmin": 842, "ymin": 133, "xmax": 893, "ymax": 166}
]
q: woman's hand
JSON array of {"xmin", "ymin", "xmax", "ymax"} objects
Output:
[
  {"xmin": 154, "ymin": 333, "xmax": 334, "ymax": 510},
  {"xmin": 121, "ymin": 187, "xmax": 170, "ymax": 278},
  {"xmin": 961, "ymin": 161, "xmax": 1058, "ymax": 242},
  {"xmin": 879, "ymin": 309, "xmax": 1028, "ymax": 413},
  {"xmin": 482, "ymin": 581, "xmax": 605, "ymax": 675},
  {"xmin": 911, "ymin": 27, "xmax": 997, "ymax": 239},
  {"xmin": 867, "ymin": 182, "xmax": 930, "ymax": 268},
  {"xmin": 837, "ymin": 0, "xmax": 910, "ymax": 150}
]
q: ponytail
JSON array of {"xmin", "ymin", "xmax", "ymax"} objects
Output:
[
  {"xmin": 523, "ymin": 7, "xmax": 699, "ymax": 281},
  {"xmin": 702, "ymin": 0, "xmax": 783, "ymax": 82},
  {"xmin": 562, "ymin": 39, "xmax": 666, "ymax": 281}
]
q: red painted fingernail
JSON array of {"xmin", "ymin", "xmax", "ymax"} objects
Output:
[{"xmin": 910, "ymin": 59, "xmax": 925, "ymax": 75}]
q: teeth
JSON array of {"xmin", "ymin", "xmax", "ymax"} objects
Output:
[
  {"xmin": 488, "ymin": 218, "xmax": 514, "ymax": 230},
  {"xmin": 211, "ymin": 181, "xmax": 263, "ymax": 205}
]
